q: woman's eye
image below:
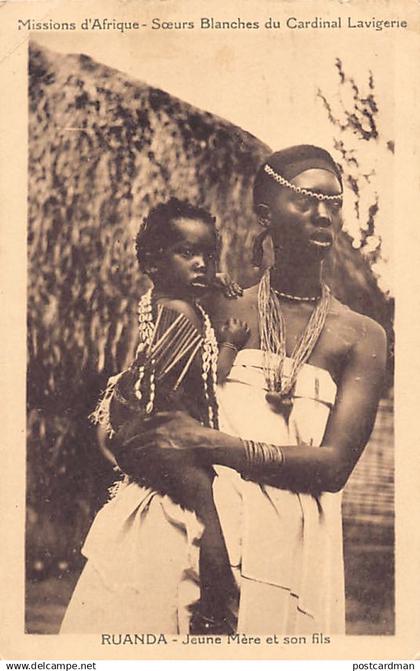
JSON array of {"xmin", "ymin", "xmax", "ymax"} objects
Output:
[{"xmin": 294, "ymin": 196, "xmax": 312, "ymax": 210}]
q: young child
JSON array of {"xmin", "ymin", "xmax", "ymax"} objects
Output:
[{"xmin": 96, "ymin": 198, "xmax": 249, "ymax": 634}]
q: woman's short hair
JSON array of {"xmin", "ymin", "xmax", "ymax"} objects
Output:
[{"xmin": 253, "ymin": 145, "xmax": 343, "ymax": 210}]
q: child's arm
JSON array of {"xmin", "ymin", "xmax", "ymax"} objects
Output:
[{"xmin": 217, "ymin": 317, "xmax": 250, "ymax": 384}]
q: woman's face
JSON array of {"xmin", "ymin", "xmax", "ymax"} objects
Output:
[
  {"xmin": 268, "ymin": 168, "xmax": 343, "ymax": 257},
  {"xmin": 154, "ymin": 217, "xmax": 218, "ymax": 298}
]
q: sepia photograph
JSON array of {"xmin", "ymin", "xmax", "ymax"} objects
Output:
[{"xmin": 1, "ymin": 0, "xmax": 419, "ymax": 662}]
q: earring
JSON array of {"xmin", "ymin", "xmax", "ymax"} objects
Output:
[
  {"xmin": 252, "ymin": 228, "xmax": 270, "ymax": 267},
  {"xmin": 253, "ymin": 203, "xmax": 272, "ymax": 267},
  {"xmin": 258, "ymin": 217, "xmax": 270, "ymax": 229},
  {"xmin": 257, "ymin": 203, "xmax": 271, "ymax": 229}
]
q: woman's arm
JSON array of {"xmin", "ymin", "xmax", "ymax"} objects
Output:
[
  {"xmin": 222, "ymin": 316, "xmax": 386, "ymax": 491},
  {"xmin": 125, "ymin": 317, "xmax": 386, "ymax": 494},
  {"xmin": 299, "ymin": 316, "xmax": 387, "ymax": 492}
]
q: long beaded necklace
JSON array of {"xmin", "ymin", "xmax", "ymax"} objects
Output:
[
  {"xmin": 136, "ymin": 289, "xmax": 219, "ymax": 429},
  {"xmin": 258, "ymin": 268, "xmax": 330, "ymax": 418}
]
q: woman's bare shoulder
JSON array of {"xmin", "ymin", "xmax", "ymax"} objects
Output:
[
  {"xmin": 330, "ymin": 296, "xmax": 386, "ymax": 345},
  {"xmin": 208, "ymin": 283, "xmax": 259, "ymax": 322}
]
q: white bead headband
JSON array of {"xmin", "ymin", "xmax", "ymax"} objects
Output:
[{"xmin": 264, "ymin": 164, "xmax": 343, "ymax": 202}]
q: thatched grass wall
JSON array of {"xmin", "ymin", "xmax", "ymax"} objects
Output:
[{"xmin": 27, "ymin": 41, "xmax": 394, "ymax": 575}]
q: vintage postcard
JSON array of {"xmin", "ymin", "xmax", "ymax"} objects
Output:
[{"xmin": 0, "ymin": 0, "xmax": 419, "ymax": 662}]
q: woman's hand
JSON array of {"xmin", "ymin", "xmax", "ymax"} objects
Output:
[
  {"xmin": 109, "ymin": 411, "xmax": 213, "ymax": 477},
  {"xmin": 136, "ymin": 411, "xmax": 245, "ymax": 472},
  {"xmin": 133, "ymin": 411, "xmax": 212, "ymax": 453},
  {"xmin": 110, "ymin": 411, "xmax": 222, "ymax": 503}
]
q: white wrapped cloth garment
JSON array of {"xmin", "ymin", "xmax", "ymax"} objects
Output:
[
  {"xmin": 214, "ymin": 349, "xmax": 344, "ymax": 634},
  {"xmin": 60, "ymin": 349, "xmax": 344, "ymax": 635}
]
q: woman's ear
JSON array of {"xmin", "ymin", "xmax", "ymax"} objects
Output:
[{"xmin": 256, "ymin": 203, "xmax": 272, "ymax": 229}]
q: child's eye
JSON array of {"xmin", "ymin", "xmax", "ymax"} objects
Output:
[{"xmin": 179, "ymin": 247, "xmax": 193, "ymax": 258}]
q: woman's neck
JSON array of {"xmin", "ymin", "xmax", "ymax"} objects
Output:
[{"xmin": 270, "ymin": 256, "xmax": 323, "ymax": 299}]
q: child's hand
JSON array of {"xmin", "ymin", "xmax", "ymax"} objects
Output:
[
  {"xmin": 219, "ymin": 317, "xmax": 250, "ymax": 350},
  {"xmin": 213, "ymin": 272, "xmax": 243, "ymax": 299}
]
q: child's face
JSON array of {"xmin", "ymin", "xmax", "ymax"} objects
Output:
[{"xmin": 154, "ymin": 217, "xmax": 218, "ymax": 297}]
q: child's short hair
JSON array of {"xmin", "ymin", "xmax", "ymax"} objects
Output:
[{"xmin": 136, "ymin": 198, "xmax": 217, "ymax": 274}]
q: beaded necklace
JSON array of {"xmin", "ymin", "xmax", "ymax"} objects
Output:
[
  {"xmin": 136, "ymin": 289, "xmax": 219, "ymax": 429},
  {"xmin": 195, "ymin": 302, "xmax": 219, "ymax": 429},
  {"xmin": 258, "ymin": 269, "xmax": 330, "ymax": 416},
  {"xmin": 135, "ymin": 289, "xmax": 156, "ymax": 414},
  {"xmin": 273, "ymin": 288, "xmax": 321, "ymax": 303}
]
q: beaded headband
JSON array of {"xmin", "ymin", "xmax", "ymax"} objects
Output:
[{"xmin": 264, "ymin": 164, "xmax": 343, "ymax": 202}]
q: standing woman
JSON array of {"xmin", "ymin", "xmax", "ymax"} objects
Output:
[{"xmin": 128, "ymin": 145, "xmax": 387, "ymax": 634}]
